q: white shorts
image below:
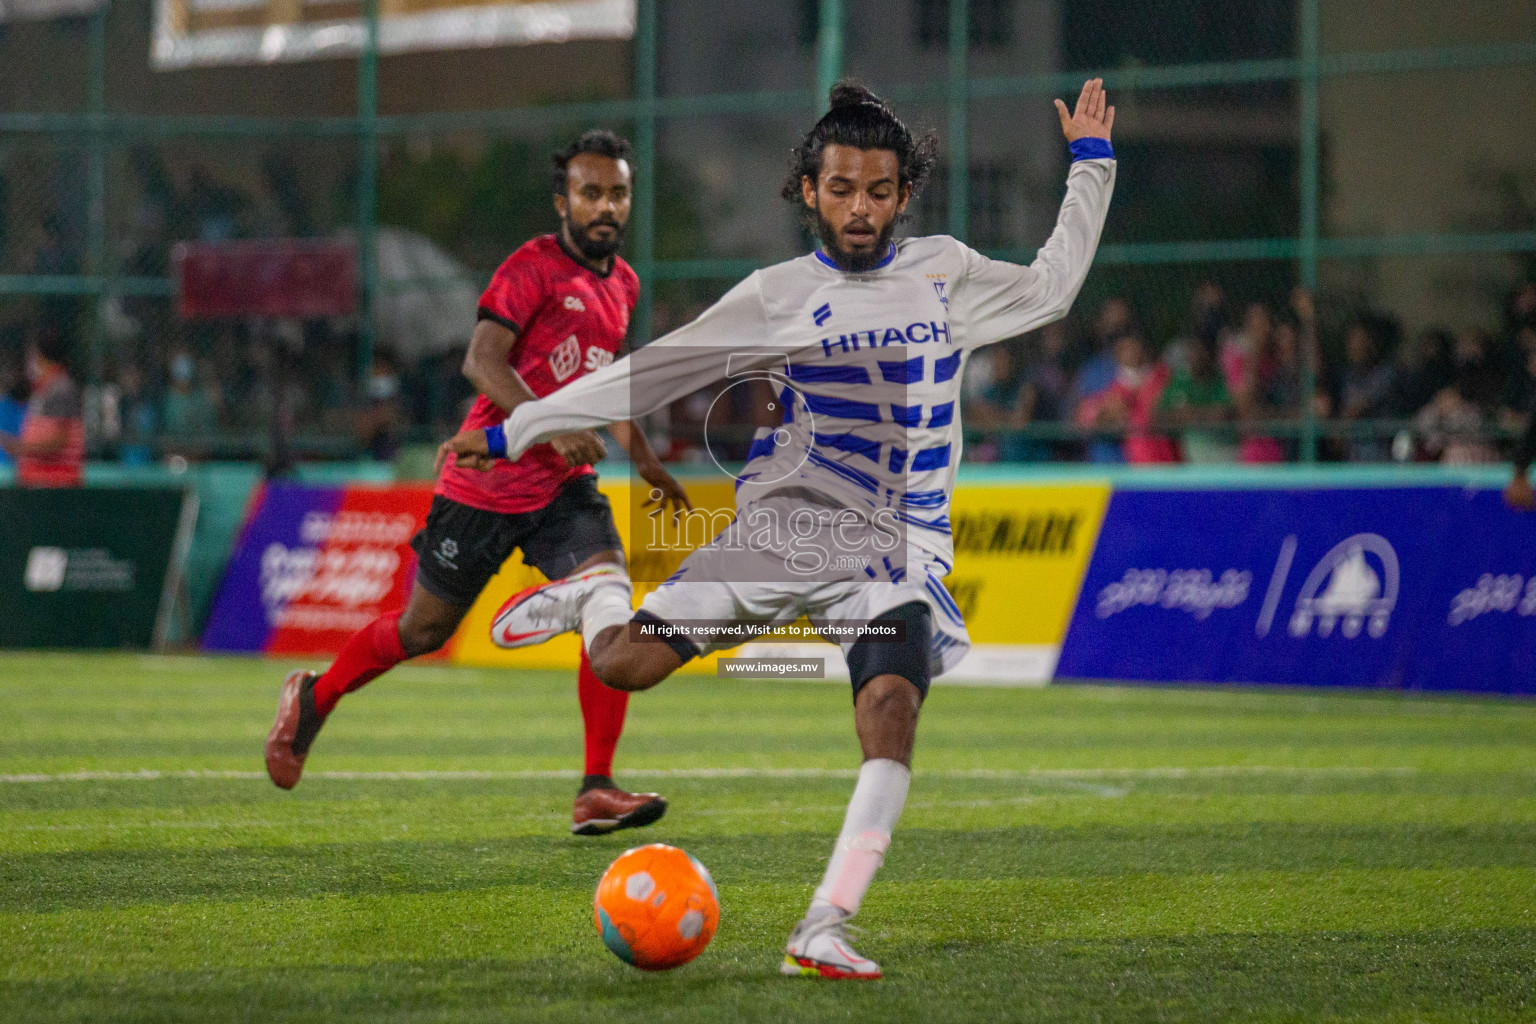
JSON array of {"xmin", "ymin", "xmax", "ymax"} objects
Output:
[{"xmin": 637, "ymin": 492, "xmax": 971, "ymax": 677}]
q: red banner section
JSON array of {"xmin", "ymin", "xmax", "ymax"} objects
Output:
[{"xmin": 174, "ymin": 240, "xmax": 357, "ymax": 319}]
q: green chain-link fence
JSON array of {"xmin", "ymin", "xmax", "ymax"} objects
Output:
[{"xmin": 1, "ymin": 0, "xmax": 1533, "ymax": 466}]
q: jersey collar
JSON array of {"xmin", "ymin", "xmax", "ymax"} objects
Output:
[{"xmin": 815, "ymin": 242, "xmax": 897, "ymax": 273}]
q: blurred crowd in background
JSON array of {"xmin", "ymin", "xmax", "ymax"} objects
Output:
[
  {"xmin": 3, "ymin": 260, "xmax": 1535, "ymax": 473},
  {"xmin": 958, "ymin": 278, "xmax": 1536, "ymax": 467},
  {"xmin": 1, "ymin": 159, "xmax": 1534, "ymax": 472}
]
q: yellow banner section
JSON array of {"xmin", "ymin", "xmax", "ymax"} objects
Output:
[
  {"xmin": 942, "ymin": 482, "xmax": 1111, "ymax": 646},
  {"xmin": 447, "ymin": 477, "xmax": 1110, "ymax": 678}
]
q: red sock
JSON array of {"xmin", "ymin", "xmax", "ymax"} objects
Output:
[
  {"xmin": 312, "ymin": 611, "xmax": 408, "ymax": 716},
  {"xmin": 578, "ymin": 647, "xmax": 629, "ymax": 779}
]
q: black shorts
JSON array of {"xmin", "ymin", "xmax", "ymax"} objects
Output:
[{"xmin": 410, "ymin": 475, "xmax": 624, "ymax": 609}]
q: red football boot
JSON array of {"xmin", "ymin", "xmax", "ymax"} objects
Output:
[
  {"xmin": 265, "ymin": 670, "xmax": 326, "ymax": 790},
  {"xmin": 571, "ymin": 781, "xmax": 668, "ymax": 836}
]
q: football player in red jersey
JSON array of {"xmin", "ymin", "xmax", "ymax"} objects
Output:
[{"xmin": 266, "ymin": 130, "xmax": 691, "ymax": 836}]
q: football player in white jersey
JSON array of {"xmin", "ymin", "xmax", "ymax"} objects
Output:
[{"xmin": 438, "ymin": 78, "xmax": 1116, "ymax": 979}]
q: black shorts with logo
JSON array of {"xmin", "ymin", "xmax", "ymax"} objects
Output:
[{"xmin": 410, "ymin": 475, "xmax": 624, "ymax": 609}]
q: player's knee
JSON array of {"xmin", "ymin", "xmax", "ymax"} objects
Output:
[
  {"xmin": 858, "ymin": 674, "xmax": 923, "ymax": 724},
  {"xmin": 590, "ymin": 643, "xmax": 666, "ymax": 692},
  {"xmin": 397, "ymin": 613, "xmax": 456, "ymax": 657},
  {"xmin": 588, "ymin": 649, "xmax": 647, "ymax": 692}
]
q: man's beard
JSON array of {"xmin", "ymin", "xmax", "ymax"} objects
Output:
[
  {"xmin": 566, "ymin": 214, "xmax": 626, "ymax": 261},
  {"xmin": 816, "ymin": 210, "xmax": 895, "ymax": 273}
]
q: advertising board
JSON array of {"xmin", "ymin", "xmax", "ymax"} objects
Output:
[
  {"xmin": 1055, "ymin": 487, "xmax": 1536, "ymax": 694},
  {"xmin": 0, "ymin": 486, "xmax": 194, "ymax": 649},
  {"xmin": 203, "ymin": 483, "xmax": 433, "ymax": 655}
]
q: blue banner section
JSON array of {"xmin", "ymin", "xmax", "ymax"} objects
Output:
[
  {"xmin": 1056, "ymin": 487, "xmax": 1536, "ymax": 694},
  {"xmin": 201, "ymin": 483, "xmax": 344, "ymax": 653}
]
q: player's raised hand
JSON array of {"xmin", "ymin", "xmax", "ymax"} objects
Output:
[
  {"xmin": 435, "ymin": 428, "xmax": 496, "ymax": 474},
  {"xmin": 550, "ymin": 429, "xmax": 607, "ymax": 468},
  {"xmin": 1055, "ymin": 78, "xmax": 1114, "ymax": 143}
]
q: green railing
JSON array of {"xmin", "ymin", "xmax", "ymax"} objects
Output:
[{"xmin": 2, "ymin": 1, "xmax": 1534, "ymax": 464}]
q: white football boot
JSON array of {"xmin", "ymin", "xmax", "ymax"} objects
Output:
[
  {"xmin": 490, "ymin": 565, "xmax": 628, "ymax": 649},
  {"xmin": 780, "ymin": 910, "xmax": 881, "ymax": 980}
]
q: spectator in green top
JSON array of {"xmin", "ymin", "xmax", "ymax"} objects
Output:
[{"xmin": 1159, "ymin": 338, "xmax": 1236, "ymax": 463}]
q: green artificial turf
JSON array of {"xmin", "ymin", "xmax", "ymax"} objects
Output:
[{"xmin": 2, "ymin": 651, "xmax": 1534, "ymax": 1022}]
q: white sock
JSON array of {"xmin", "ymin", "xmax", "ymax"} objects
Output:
[
  {"xmin": 578, "ymin": 565, "xmax": 633, "ymax": 650},
  {"xmin": 809, "ymin": 758, "xmax": 911, "ymax": 919}
]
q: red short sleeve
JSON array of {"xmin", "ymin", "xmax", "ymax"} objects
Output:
[{"xmin": 477, "ymin": 246, "xmax": 548, "ymax": 333}]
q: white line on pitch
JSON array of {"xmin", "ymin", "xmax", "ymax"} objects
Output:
[{"xmin": 0, "ymin": 765, "xmax": 1427, "ymax": 784}]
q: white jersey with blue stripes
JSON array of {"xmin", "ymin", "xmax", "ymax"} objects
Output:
[{"xmin": 501, "ymin": 157, "xmax": 1116, "ymax": 573}]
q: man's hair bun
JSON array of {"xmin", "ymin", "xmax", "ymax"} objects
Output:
[
  {"xmin": 781, "ymin": 79, "xmax": 938, "ymax": 212},
  {"xmin": 828, "ymin": 83, "xmax": 882, "ymax": 111}
]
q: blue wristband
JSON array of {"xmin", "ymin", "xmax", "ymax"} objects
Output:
[
  {"xmin": 1069, "ymin": 137, "xmax": 1114, "ymax": 162},
  {"xmin": 483, "ymin": 423, "xmax": 508, "ymax": 458}
]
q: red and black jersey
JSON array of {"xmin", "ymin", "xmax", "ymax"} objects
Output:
[{"xmin": 437, "ymin": 234, "xmax": 639, "ymax": 514}]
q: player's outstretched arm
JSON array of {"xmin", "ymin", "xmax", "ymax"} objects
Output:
[
  {"xmin": 457, "ymin": 320, "xmax": 607, "ymax": 469},
  {"xmin": 433, "ymin": 422, "xmax": 605, "ymax": 472},
  {"xmin": 494, "ymin": 273, "xmax": 782, "ymax": 460},
  {"xmin": 954, "ymin": 79, "xmax": 1117, "ymax": 351}
]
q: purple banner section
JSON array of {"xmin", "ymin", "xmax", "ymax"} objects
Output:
[
  {"xmin": 1056, "ymin": 487, "xmax": 1536, "ymax": 694},
  {"xmin": 201, "ymin": 483, "xmax": 345, "ymax": 653}
]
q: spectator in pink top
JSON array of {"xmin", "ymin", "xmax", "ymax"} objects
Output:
[
  {"xmin": 1221, "ymin": 301, "xmax": 1272, "ymax": 393},
  {"xmin": 1075, "ymin": 332, "xmax": 1177, "ymax": 464}
]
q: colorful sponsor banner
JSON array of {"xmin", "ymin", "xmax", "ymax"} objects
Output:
[
  {"xmin": 449, "ymin": 479, "xmax": 1108, "ymax": 683},
  {"xmin": 202, "ymin": 482, "xmax": 433, "ymax": 655},
  {"xmin": 1055, "ymin": 487, "xmax": 1536, "ymax": 694},
  {"xmin": 198, "ymin": 477, "xmax": 1536, "ymax": 694}
]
